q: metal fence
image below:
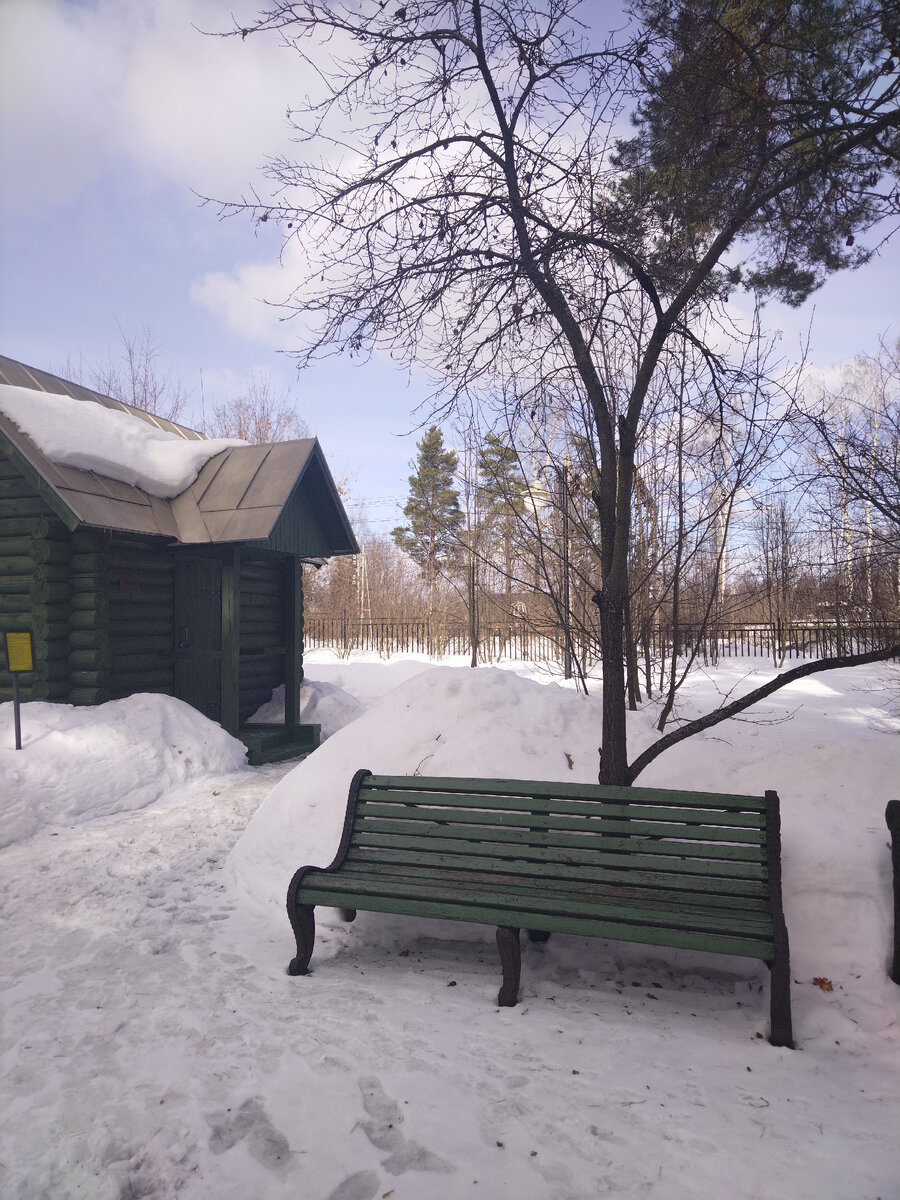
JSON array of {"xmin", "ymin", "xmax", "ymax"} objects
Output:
[{"xmin": 304, "ymin": 615, "xmax": 900, "ymax": 663}]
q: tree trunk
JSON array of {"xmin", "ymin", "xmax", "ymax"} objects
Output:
[
  {"xmin": 468, "ymin": 545, "xmax": 479, "ymax": 668},
  {"xmin": 597, "ymin": 591, "xmax": 630, "ymax": 785}
]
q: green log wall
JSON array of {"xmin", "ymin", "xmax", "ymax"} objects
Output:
[
  {"xmin": 2, "ymin": 447, "xmax": 306, "ymax": 725},
  {"xmin": 107, "ymin": 536, "xmax": 175, "ymax": 700},
  {"xmin": 0, "ymin": 450, "xmax": 72, "ymax": 702},
  {"xmin": 1, "ymin": 449, "xmax": 176, "ymax": 707},
  {"xmin": 238, "ymin": 555, "xmax": 287, "ymax": 722}
]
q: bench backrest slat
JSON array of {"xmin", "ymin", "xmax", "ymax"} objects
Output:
[
  {"xmin": 365, "ymin": 775, "xmax": 766, "ymax": 811},
  {"xmin": 355, "ymin": 799, "xmax": 766, "ymax": 846},
  {"xmin": 358, "ymin": 787, "xmax": 765, "ymax": 830},
  {"xmin": 350, "ymin": 817, "xmax": 766, "ymax": 864},
  {"xmin": 352, "ymin": 828, "xmax": 768, "ymax": 880},
  {"xmin": 347, "ymin": 844, "xmax": 769, "ymax": 901}
]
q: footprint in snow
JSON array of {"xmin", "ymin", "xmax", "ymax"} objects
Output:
[
  {"xmin": 325, "ymin": 1170, "xmax": 382, "ymax": 1200},
  {"xmin": 357, "ymin": 1076, "xmax": 453, "ymax": 1176},
  {"xmin": 207, "ymin": 1097, "xmax": 290, "ymax": 1172}
]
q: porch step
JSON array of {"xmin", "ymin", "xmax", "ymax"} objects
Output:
[{"xmin": 238, "ymin": 722, "xmax": 321, "ymax": 766}]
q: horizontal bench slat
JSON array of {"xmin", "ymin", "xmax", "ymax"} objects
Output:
[
  {"xmin": 355, "ymin": 801, "xmax": 766, "ymax": 845},
  {"xmin": 365, "ymin": 775, "xmax": 767, "ymax": 811},
  {"xmin": 300, "ymin": 867, "xmax": 774, "ymax": 933},
  {"xmin": 331, "ymin": 856, "xmax": 772, "ymax": 914},
  {"xmin": 352, "ymin": 814, "xmax": 766, "ymax": 862},
  {"xmin": 347, "ymin": 844, "xmax": 769, "ymax": 901},
  {"xmin": 297, "ymin": 876, "xmax": 774, "ymax": 958},
  {"xmin": 353, "ymin": 828, "xmax": 768, "ymax": 877},
  {"xmin": 358, "ymin": 787, "xmax": 765, "ymax": 829},
  {"xmin": 309, "ymin": 889, "xmax": 775, "ymax": 958}
]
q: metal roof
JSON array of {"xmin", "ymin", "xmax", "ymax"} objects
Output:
[
  {"xmin": 0, "ymin": 354, "xmax": 207, "ymax": 441},
  {"xmin": 0, "ymin": 354, "xmax": 358, "ymax": 556}
]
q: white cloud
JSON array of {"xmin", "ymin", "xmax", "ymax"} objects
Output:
[
  {"xmin": 120, "ymin": 0, "xmax": 313, "ymax": 197},
  {"xmin": 190, "ymin": 228, "xmax": 336, "ymax": 349},
  {"xmin": 0, "ymin": 0, "xmax": 127, "ymax": 207},
  {"xmin": 0, "ymin": 0, "xmax": 318, "ymax": 211},
  {"xmin": 191, "ymin": 256, "xmax": 297, "ymax": 347}
]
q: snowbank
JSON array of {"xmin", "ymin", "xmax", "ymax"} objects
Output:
[
  {"xmin": 247, "ymin": 678, "xmax": 366, "ymax": 738},
  {"xmin": 229, "ymin": 665, "xmax": 601, "ymax": 912},
  {"xmin": 0, "ymin": 693, "xmax": 248, "ymax": 846},
  {"xmin": 0, "ymin": 384, "xmax": 243, "ymax": 497}
]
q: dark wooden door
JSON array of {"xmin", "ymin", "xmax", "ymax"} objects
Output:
[{"xmin": 174, "ymin": 556, "xmax": 222, "ymax": 721}]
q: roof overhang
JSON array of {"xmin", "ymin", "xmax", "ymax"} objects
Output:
[{"xmin": 0, "ymin": 355, "xmax": 359, "ymax": 558}]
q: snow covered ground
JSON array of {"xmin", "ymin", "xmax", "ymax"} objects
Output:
[{"xmin": 1, "ymin": 651, "xmax": 899, "ymax": 1200}]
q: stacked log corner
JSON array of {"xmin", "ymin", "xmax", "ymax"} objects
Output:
[
  {"xmin": 67, "ymin": 528, "xmax": 111, "ymax": 705},
  {"xmin": 0, "ymin": 449, "xmax": 74, "ymax": 703},
  {"xmin": 1, "ymin": 448, "xmax": 177, "ymax": 709}
]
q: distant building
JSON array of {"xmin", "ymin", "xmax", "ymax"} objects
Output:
[{"xmin": 0, "ymin": 355, "xmax": 358, "ymax": 762}]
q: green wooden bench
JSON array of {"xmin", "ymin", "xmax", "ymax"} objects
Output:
[{"xmin": 286, "ymin": 770, "xmax": 794, "ymax": 1047}]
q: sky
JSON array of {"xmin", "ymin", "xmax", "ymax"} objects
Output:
[{"xmin": 1, "ymin": 0, "xmax": 898, "ymax": 540}]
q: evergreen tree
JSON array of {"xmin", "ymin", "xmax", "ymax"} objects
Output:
[
  {"xmin": 476, "ymin": 433, "xmax": 528, "ymax": 614},
  {"xmin": 392, "ymin": 426, "xmax": 463, "ymax": 583}
]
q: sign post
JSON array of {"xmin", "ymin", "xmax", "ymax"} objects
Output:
[{"xmin": 4, "ymin": 631, "xmax": 35, "ymax": 751}]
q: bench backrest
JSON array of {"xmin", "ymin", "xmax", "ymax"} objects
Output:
[{"xmin": 336, "ymin": 771, "xmax": 777, "ymax": 899}]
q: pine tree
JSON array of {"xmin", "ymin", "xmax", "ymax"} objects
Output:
[
  {"xmin": 476, "ymin": 433, "xmax": 527, "ymax": 624},
  {"xmin": 392, "ymin": 426, "xmax": 463, "ymax": 583}
]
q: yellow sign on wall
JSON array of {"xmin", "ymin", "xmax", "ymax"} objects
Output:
[{"xmin": 4, "ymin": 631, "xmax": 35, "ymax": 674}]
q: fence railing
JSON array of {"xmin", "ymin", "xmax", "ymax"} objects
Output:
[{"xmin": 304, "ymin": 615, "xmax": 900, "ymax": 664}]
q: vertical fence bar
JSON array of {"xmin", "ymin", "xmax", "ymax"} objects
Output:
[{"xmin": 301, "ymin": 618, "xmax": 899, "ymax": 664}]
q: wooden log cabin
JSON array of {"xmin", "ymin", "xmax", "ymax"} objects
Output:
[{"xmin": 0, "ymin": 355, "xmax": 358, "ymax": 762}]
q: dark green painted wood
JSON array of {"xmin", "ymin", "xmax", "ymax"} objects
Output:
[
  {"xmin": 352, "ymin": 830, "xmax": 769, "ymax": 882},
  {"xmin": 296, "ymin": 887, "xmax": 775, "ymax": 960},
  {"xmin": 348, "ymin": 815, "xmax": 766, "ymax": 863},
  {"xmin": 220, "ymin": 546, "xmax": 240, "ymax": 734},
  {"xmin": 284, "ymin": 558, "xmax": 302, "ymax": 726},
  {"xmin": 358, "ymin": 785, "xmax": 766, "ymax": 823},
  {"xmin": 287, "ymin": 772, "xmax": 793, "ymax": 1042},
  {"xmin": 68, "ymin": 629, "xmax": 108, "ymax": 651},
  {"xmin": 0, "ymin": 442, "xmax": 80, "ymax": 530},
  {"xmin": 325, "ymin": 864, "xmax": 772, "ymax": 922},
  {"xmin": 355, "ymin": 801, "xmax": 767, "ymax": 845},
  {"xmin": 365, "ymin": 775, "xmax": 767, "ymax": 810},
  {"xmin": 303, "ymin": 867, "xmax": 773, "ymax": 933},
  {"xmin": 358, "ymin": 792, "xmax": 766, "ymax": 831},
  {"xmin": 173, "ymin": 553, "xmax": 222, "ymax": 722},
  {"xmin": 347, "ymin": 845, "xmax": 769, "ymax": 900}
]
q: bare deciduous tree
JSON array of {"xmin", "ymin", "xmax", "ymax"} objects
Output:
[
  {"xmin": 213, "ymin": 0, "xmax": 900, "ymax": 782},
  {"xmin": 205, "ymin": 369, "xmax": 309, "ymax": 443},
  {"xmin": 60, "ymin": 325, "xmax": 191, "ymax": 423}
]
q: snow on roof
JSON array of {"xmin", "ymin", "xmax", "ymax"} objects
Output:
[{"xmin": 0, "ymin": 383, "xmax": 245, "ymax": 499}]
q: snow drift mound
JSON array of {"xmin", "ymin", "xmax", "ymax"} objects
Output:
[
  {"xmin": 228, "ymin": 665, "xmax": 601, "ymax": 912},
  {"xmin": 0, "ymin": 694, "xmax": 248, "ymax": 847},
  {"xmin": 248, "ymin": 678, "xmax": 366, "ymax": 738}
]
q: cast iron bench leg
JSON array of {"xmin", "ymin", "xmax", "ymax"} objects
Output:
[
  {"xmin": 768, "ymin": 919, "xmax": 794, "ymax": 1048},
  {"xmin": 288, "ymin": 904, "xmax": 315, "ymax": 976},
  {"xmin": 496, "ymin": 926, "xmax": 521, "ymax": 1006},
  {"xmin": 887, "ymin": 800, "xmax": 900, "ymax": 984}
]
